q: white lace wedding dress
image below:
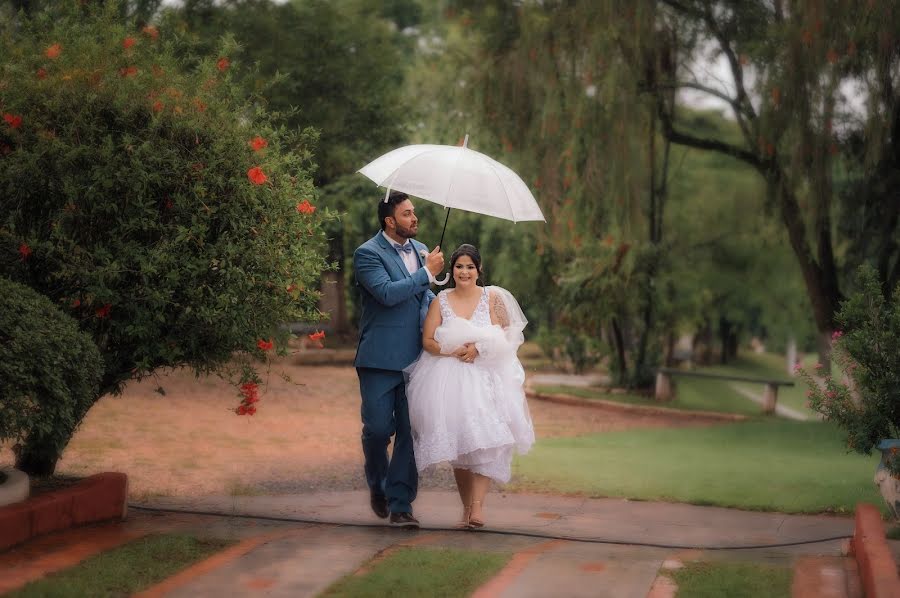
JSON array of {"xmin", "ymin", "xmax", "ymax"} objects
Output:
[{"xmin": 406, "ymin": 286, "xmax": 534, "ymax": 483}]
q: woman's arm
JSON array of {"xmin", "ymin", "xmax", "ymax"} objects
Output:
[
  {"xmin": 489, "ymin": 290, "xmax": 510, "ymax": 328},
  {"xmin": 422, "ymin": 298, "xmax": 445, "ymax": 356}
]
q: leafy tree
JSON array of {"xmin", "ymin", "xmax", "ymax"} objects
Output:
[
  {"xmin": 0, "ymin": 4, "xmax": 333, "ymax": 474},
  {"xmin": 412, "ymin": 1, "xmax": 676, "ymax": 385},
  {"xmin": 161, "ymin": 0, "xmax": 416, "ymax": 333},
  {"xmin": 653, "ymin": 0, "xmax": 900, "ymax": 366},
  {"xmin": 0, "ymin": 278, "xmax": 104, "ymax": 472}
]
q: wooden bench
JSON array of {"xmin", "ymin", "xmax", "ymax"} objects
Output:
[{"xmin": 655, "ymin": 367, "xmax": 795, "ymax": 415}]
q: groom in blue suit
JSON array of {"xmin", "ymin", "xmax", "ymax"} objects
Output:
[{"xmin": 353, "ymin": 191, "xmax": 444, "ymax": 528}]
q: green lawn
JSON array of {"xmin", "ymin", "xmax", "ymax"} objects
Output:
[
  {"xmin": 670, "ymin": 561, "xmax": 792, "ymax": 598},
  {"xmin": 700, "ymin": 352, "xmax": 815, "ymax": 417},
  {"xmin": 8, "ymin": 534, "xmax": 231, "ymax": 598},
  {"xmin": 512, "ymin": 419, "xmax": 883, "ymax": 514},
  {"xmin": 535, "ymin": 375, "xmax": 762, "ymax": 417},
  {"xmin": 534, "ymin": 351, "xmax": 817, "ymax": 419},
  {"xmin": 321, "ymin": 547, "xmax": 509, "ymax": 598}
]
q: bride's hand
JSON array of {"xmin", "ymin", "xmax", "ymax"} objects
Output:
[{"xmin": 454, "ymin": 343, "xmax": 478, "ymax": 363}]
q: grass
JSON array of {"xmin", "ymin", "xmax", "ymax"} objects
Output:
[
  {"xmin": 534, "ymin": 351, "xmax": 817, "ymax": 418},
  {"xmin": 668, "ymin": 561, "xmax": 792, "ymax": 598},
  {"xmin": 321, "ymin": 547, "xmax": 509, "ymax": 598},
  {"xmin": 534, "ymin": 375, "xmax": 762, "ymax": 417},
  {"xmin": 701, "ymin": 352, "xmax": 815, "ymax": 416},
  {"xmin": 512, "ymin": 419, "xmax": 883, "ymax": 514},
  {"xmin": 7, "ymin": 534, "xmax": 231, "ymax": 598}
]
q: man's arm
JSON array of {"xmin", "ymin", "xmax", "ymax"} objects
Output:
[{"xmin": 354, "ymin": 245, "xmax": 431, "ymax": 307}]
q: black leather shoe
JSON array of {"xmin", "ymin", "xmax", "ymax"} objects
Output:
[
  {"xmin": 389, "ymin": 512, "xmax": 420, "ymax": 529},
  {"xmin": 370, "ymin": 493, "xmax": 389, "ymax": 519}
]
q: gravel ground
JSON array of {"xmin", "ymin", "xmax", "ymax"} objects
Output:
[{"xmin": 1, "ymin": 358, "xmax": 718, "ymax": 499}]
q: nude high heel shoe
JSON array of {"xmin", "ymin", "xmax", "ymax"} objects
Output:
[
  {"xmin": 468, "ymin": 501, "xmax": 484, "ymax": 528},
  {"xmin": 456, "ymin": 505, "xmax": 472, "ymax": 529}
]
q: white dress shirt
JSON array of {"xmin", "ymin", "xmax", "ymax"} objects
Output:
[{"xmin": 382, "ymin": 231, "xmax": 435, "ymax": 283}]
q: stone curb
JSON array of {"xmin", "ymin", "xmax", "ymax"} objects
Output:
[
  {"xmin": 0, "ymin": 468, "xmax": 30, "ymax": 507},
  {"xmin": 849, "ymin": 502, "xmax": 900, "ymax": 598},
  {"xmin": 525, "ymin": 389, "xmax": 748, "ymax": 422},
  {"xmin": 0, "ymin": 472, "xmax": 128, "ymax": 552}
]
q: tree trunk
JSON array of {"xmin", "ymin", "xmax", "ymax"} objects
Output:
[
  {"xmin": 772, "ymin": 173, "xmax": 839, "ymax": 369},
  {"xmin": 718, "ymin": 317, "xmax": 731, "ymax": 364},
  {"xmin": 610, "ymin": 319, "xmax": 628, "ymax": 386},
  {"xmin": 14, "ymin": 433, "xmax": 68, "ymax": 476}
]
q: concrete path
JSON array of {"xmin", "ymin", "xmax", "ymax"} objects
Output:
[
  {"xmin": 127, "ymin": 490, "xmax": 857, "ymax": 597},
  {"xmin": 729, "ymin": 383, "xmax": 813, "ymax": 421}
]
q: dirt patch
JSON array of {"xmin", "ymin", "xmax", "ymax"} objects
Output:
[{"xmin": 0, "ymin": 359, "xmax": 718, "ymax": 499}]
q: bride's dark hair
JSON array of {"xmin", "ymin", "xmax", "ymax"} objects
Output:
[{"xmin": 449, "ymin": 244, "xmax": 484, "ymax": 287}]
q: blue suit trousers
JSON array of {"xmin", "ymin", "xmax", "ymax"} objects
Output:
[{"xmin": 357, "ymin": 367, "xmax": 418, "ymax": 514}]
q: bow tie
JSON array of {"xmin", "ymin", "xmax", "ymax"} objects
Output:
[{"xmin": 393, "ymin": 242, "xmax": 413, "ymax": 254}]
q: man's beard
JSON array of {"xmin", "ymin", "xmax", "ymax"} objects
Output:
[{"xmin": 395, "ymin": 224, "xmax": 418, "ymax": 239}]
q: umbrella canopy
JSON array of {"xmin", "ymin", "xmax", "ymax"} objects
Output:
[{"xmin": 358, "ymin": 136, "xmax": 545, "ymax": 223}]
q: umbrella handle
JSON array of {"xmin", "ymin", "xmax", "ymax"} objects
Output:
[{"xmin": 419, "ymin": 249, "xmax": 451, "ymax": 286}]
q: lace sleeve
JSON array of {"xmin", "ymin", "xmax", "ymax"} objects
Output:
[{"xmin": 491, "ymin": 290, "xmax": 510, "ymax": 328}]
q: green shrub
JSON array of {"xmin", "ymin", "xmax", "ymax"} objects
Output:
[
  {"xmin": 0, "ymin": 4, "xmax": 334, "ymax": 472},
  {"xmin": 0, "ymin": 278, "xmax": 104, "ymax": 467},
  {"xmin": 798, "ymin": 265, "xmax": 900, "ymax": 475}
]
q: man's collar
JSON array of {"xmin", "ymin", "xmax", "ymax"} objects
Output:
[{"xmin": 382, "ymin": 231, "xmax": 410, "ymax": 247}]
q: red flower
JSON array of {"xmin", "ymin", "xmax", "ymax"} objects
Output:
[
  {"xmin": 45, "ymin": 43, "xmax": 62, "ymax": 59},
  {"xmin": 249, "ymin": 136, "xmax": 268, "ymax": 152},
  {"xmin": 217, "ymin": 57, "xmax": 230, "ymax": 72},
  {"xmin": 831, "ymin": 330, "xmax": 843, "ymax": 341},
  {"xmin": 257, "ymin": 338, "xmax": 274, "ymax": 351},
  {"xmin": 123, "ymin": 37, "xmax": 136, "ymax": 50},
  {"xmin": 3, "ymin": 114, "xmax": 22, "ymax": 129},
  {"xmin": 296, "ymin": 200, "xmax": 316, "ymax": 214},
  {"xmin": 193, "ymin": 99, "xmax": 207, "ymax": 112},
  {"xmin": 165, "ymin": 198, "xmax": 173, "ymax": 209},
  {"xmin": 120, "ymin": 66, "xmax": 138, "ymax": 77},
  {"xmin": 236, "ymin": 380, "xmax": 261, "ymax": 415},
  {"xmin": 308, "ymin": 330, "xmax": 326, "ymax": 342},
  {"xmin": 247, "ymin": 166, "xmax": 268, "ymax": 185},
  {"xmin": 236, "ymin": 404, "xmax": 257, "ymax": 416},
  {"xmin": 142, "ymin": 26, "xmax": 159, "ymax": 40},
  {"xmin": 18, "ymin": 243, "xmax": 31, "ymax": 260},
  {"xmin": 96, "ymin": 303, "xmax": 112, "ymax": 319},
  {"xmin": 152, "ymin": 100, "xmax": 164, "ymax": 113},
  {"xmin": 71, "ymin": 299, "xmax": 81, "ymax": 308},
  {"xmin": 36, "ymin": 68, "xmax": 48, "ymax": 80}
]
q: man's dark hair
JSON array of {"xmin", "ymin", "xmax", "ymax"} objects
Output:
[{"xmin": 378, "ymin": 190, "xmax": 410, "ymax": 231}]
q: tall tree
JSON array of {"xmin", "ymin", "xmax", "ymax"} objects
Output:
[
  {"xmin": 162, "ymin": 0, "xmax": 417, "ymax": 333},
  {"xmin": 652, "ymin": 0, "xmax": 900, "ymax": 366}
]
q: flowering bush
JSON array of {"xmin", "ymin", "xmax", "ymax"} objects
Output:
[
  {"xmin": 797, "ymin": 265, "xmax": 900, "ymax": 477},
  {"xmin": 0, "ymin": 5, "xmax": 334, "ymax": 473}
]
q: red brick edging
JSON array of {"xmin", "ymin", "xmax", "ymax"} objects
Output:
[
  {"xmin": 0, "ymin": 472, "xmax": 128, "ymax": 552},
  {"xmin": 850, "ymin": 502, "xmax": 900, "ymax": 598}
]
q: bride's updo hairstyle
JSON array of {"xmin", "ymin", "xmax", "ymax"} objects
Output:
[{"xmin": 449, "ymin": 244, "xmax": 484, "ymax": 287}]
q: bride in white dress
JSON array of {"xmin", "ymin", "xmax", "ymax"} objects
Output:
[{"xmin": 406, "ymin": 244, "xmax": 534, "ymax": 528}]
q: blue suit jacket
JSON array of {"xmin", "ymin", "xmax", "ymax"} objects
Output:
[{"xmin": 354, "ymin": 232, "xmax": 435, "ymax": 371}]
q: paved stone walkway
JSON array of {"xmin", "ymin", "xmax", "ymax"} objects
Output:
[
  {"xmin": 127, "ymin": 490, "xmax": 859, "ymax": 598},
  {"xmin": 2, "ymin": 489, "xmax": 887, "ymax": 597}
]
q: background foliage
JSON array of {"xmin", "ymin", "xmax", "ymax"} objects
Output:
[{"xmin": 0, "ymin": 2, "xmax": 333, "ymax": 472}]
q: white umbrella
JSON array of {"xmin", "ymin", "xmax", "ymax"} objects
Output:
[
  {"xmin": 358, "ymin": 135, "xmax": 545, "ymax": 223},
  {"xmin": 358, "ymin": 135, "xmax": 546, "ymax": 285},
  {"xmin": 358, "ymin": 135, "xmax": 545, "ymax": 284}
]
